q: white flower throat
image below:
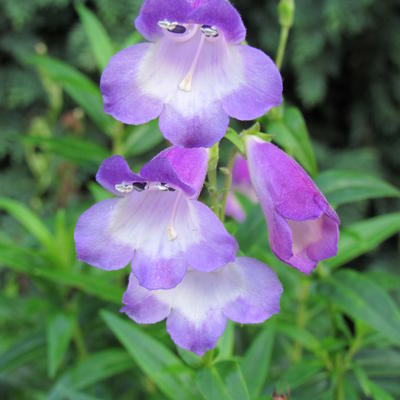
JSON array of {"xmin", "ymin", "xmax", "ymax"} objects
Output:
[
  {"xmin": 157, "ymin": 20, "xmax": 219, "ymax": 92},
  {"xmin": 115, "ymin": 181, "xmax": 182, "ymax": 241}
]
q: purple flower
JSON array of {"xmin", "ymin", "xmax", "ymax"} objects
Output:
[
  {"xmin": 246, "ymin": 137, "xmax": 339, "ymax": 274},
  {"xmin": 226, "ymin": 154, "xmax": 257, "ymax": 222},
  {"xmin": 121, "ymin": 256, "xmax": 282, "ymax": 355},
  {"xmin": 74, "ymin": 147, "xmax": 238, "ymax": 290},
  {"xmin": 100, "ymin": 0, "xmax": 283, "ymax": 148}
]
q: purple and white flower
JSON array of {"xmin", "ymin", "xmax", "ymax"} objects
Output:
[
  {"xmin": 226, "ymin": 154, "xmax": 257, "ymax": 222},
  {"xmin": 246, "ymin": 137, "xmax": 340, "ymax": 274},
  {"xmin": 100, "ymin": 0, "xmax": 283, "ymax": 148},
  {"xmin": 122, "ymin": 256, "xmax": 282, "ymax": 355},
  {"xmin": 74, "ymin": 147, "xmax": 238, "ymax": 290}
]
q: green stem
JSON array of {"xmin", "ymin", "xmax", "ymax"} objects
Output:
[
  {"xmin": 73, "ymin": 322, "xmax": 88, "ymax": 360},
  {"xmin": 292, "ymin": 280, "xmax": 310, "ymax": 363},
  {"xmin": 207, "ymin": 143, "xmax": 220, "ymax": 215},
  {"xmin": 220, "ymin": 149, "xmax": 237, "ymax": 222},
  {"xmin": 202, "ymin": 349, "xmax": 215, "ymax": 367},
  {"xmin": 276, "ymin": 26, "xmax": 290, "ymax": 71}
]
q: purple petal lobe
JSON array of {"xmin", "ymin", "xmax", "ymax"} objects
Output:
[
  {"xmin": 160, "ymin": 100, "xmax": 229, "ymax": 148},
  {"xmin": 135, "ymin": 0, "xmax": 245, "ymax": 44},
  {"xmin": 100, "ymin": 43, "xmax": 163, "ymax": 125},
  {"xmin": 96, "ymin": 155, "xmax": 144, "ymax": 196},
  {"xmin": 74, "ymin": 199, "xmax": 134, "ymax": 270},
  {"xmin": 225, "ymin": 192, "xmax": 246, "ymax": 222},
  {"xmin": 246, "ymin": 137, "xmax": 339, "ymax": 274},
  {"xmin": 121, "ymin": 274, "xmax": 171, "ymax": 323},
  {"xmin": 167, "ymin": 309, "xmax": 227, "ymax": 356},
  {"xmin": 185, "ymin": 201, "xmax": 238, "ymax": 272},
  {"xmin": 135, "ymin": 0, "xmax": 194, "ymax": 41},
  {"xmin": 190, "ymin": 0, "xmax": 246, "ymax": 44},
  {"xmin": 223, "ymin": 257, "xmax": 282, "ymax": 323},
  {"xmin": 222, "ymin": 45, "xmax": 283, "ymax": 121},
  {"xmin": 140, "ymin": 147, "xmax": 208, "ymax": 198}
]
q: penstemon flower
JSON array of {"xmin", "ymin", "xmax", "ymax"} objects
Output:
[
  {"xmin": 100, "ymin": 0, "xmax": 283, "ymax": 148},
  {"xmin": 74, "ymin": 147, "xmax": 238, "ymax": 290},
  {"xmin": 226, "ymin": 154, "xmax": 257, "ymax": 222},
  {"xmin": 121, "ymin": 256, "xmax": 282, "ymax": 355},
  {"xmin": 246, "ymin": 137, "xmax": 340, "ymax": 274}
]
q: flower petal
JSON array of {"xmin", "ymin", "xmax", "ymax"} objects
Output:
[
  {"xmin": 185, "ymin": 200, "xmax": 238, "ymax": 272},
  {"xmin": 100, "ymin": 43, "xmax": 163, "ymax": 125},
  {"xmin": 246, "ymin": 137, "xmax": 340, "ymax": 273},
  {"xmin": 121, "ymin": 274, "xmax": 171, "ymax": 324},
  {"xmin": 140, "ymin": 147, "xmax": 208, "ymax": 198},
  {"xmin": 96, "ymin": 155, "xmax": 145, "ymax": 196},
  {"xmin": 287, "ymin": 214, "xmax": 339, "ymax": 274},
  {"xmin": 166, "ymin": 309, "xmax": 227, "ymax": 356},
  {"xmin": 190, "ymin": 0, "xmax": 246, "ymax": 44},
  {"xmin": 74, "ymin": 199, "xmax": 134, "ymax": 270},
  {"xmin": 135, "ymin": 0, "xmax": 194, "ymax": 41},
  {"xmin": 135, "ymin": 0, "xmax": 246, "ymax": 44},
  {"xmin": 160, "ymin": 100, "xmax": 229, "ymax": 148},
  {"xmin": 122, "ymin": 257, "xmax": 282, "ymax": 355},
  {"xmin": 128, "ymin": 193, "xmax": 236, "ymax": 288},
  {"xmin": 225, "ymin": 192, "xmax": 246, "ymax": 222},
  {"xmin": 223, "ymin": 257, "xmax": 282, "ymax": 324},
  {"xmin": 222, "ymin": 45, "xmax": 283, "ymax": 121}
]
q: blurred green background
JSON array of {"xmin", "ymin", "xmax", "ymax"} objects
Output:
[{"xmin": 0, "ymin": 1, "xmax": 399, "ymax": 399}]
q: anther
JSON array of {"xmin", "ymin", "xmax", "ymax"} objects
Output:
[
  {"xmin": 201, "ymin": 25, "xmax": 219, "ymax": 37},
  {"xmin": 132, "ymin": 182, "xmax": 147, "ymax": 192},
  {"xmin": 115, "ymin": 182, "xmax": 134, "ymax": 193}
]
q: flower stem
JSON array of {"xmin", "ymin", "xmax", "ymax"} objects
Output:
[
  {"xmin": 220, "ymin": 149, "xmax": 237, "ymax": 222},
  {"xmin": 207, "ymin": 143, "xmax": 220, "ymax": 215}
]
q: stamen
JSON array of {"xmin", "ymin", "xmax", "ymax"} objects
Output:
[
  {"xmin": 115, "ymin": 182, "xmax": 133, "ymax": 193},
  {"xmin": 168, "ymin": 192, "xmax": 183, "ymax": 241},
  {"xmin": 132, "ymin": 182, "xmax": 147, "ymax": 192},
  {"xmin": 201, "ymin": 25, "xmax": 219, "ymax": 38},
  {"xmin": 158, "ymin": 20, "xmax": 178, "ymax": 31},
  {"xmin": 179, "ymin": 33, "xmax": 206, "ymax": 92}
]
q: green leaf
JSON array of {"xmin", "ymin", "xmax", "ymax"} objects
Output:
[
  {"xmin": 24, "ymin": 136, "xmax": 110, "ymax": 167},
  {"xmin": 315, "ymin": 169, "xmax": 400, "ymax": 207},
  {"xmin": 123, "ymin": 120, "xmax": 164, "ymax": 157},
  {"xmin": 225, "ymin": 128, "xmax": 245, "ymax": 155},
  {"xmin": 197, "ymin": 361, "xmax": 250, "ymax": 400},
  {"xmin": 241, "ymin": 320, "xmax": 275, "ymax": 399},
  {"xmin": 48, "ymin": 349, "xmax": 133, "ymax": 400},
  {"xmin": 100, "ymin": 310, "xmax": 197, "ymax": 400},
  {"xmin": 28, "ymin": 55, "xmax": 115, "ymax": 135},
  {"xmin": 47, "ymin": 313, "xmax": 75, "ymax": 378},
  {"xmin": 76, "ymin": 3, "xmax": 114, "ymax": 72},
  {"xmin": 267, "ymin": 106, "xmax": 317, "ymax": 177},
  {"xmin": 0, "ymin": 333, "xmax": 45, "ymax": 375},
  {"xmin": 0, "ymin": 197, "xmax": 54, "ymax": 252},
  {"xmin": 216, "ymin": 321, "xmax": 234, "ymax": 361},
  {"xmin": 0, "ymin": 241, "xmax": 123, "ymax": 304},
  {"xmin": 88, "ymin": 183, "xmax": 113, "ymax": 202},
  {"xmin": 319, "ymin": 270, "xmax": 400, "ymax": 345},
  {"xmin": 325, "ymin": 213, "xmax": 400, "ymax": 269},
  {"xmin": 275, "ymin": 359, "xmax": 325, "ymax": 392}
]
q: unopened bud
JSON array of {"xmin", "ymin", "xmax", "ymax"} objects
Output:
[{"xmin": 278, "ymin": 0, "xmax": 295, "ymax": 28}]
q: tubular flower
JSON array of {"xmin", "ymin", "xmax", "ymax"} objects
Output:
[
  {"xmin": 121, "ymin": 256, "xmax": 282, "ymax": 355},
  {"xmin": 246, "ymin": 137, "xmax": 340, "ymax": 274},
  {"xmin": 225, "ymin": 154, "xmax": 257, "ymax": 222},
  {"xmin": 100, "ymin": 0, "xmax": 283, "ymax": 148},
  {"xmin": 74, "ymin": 147, "xmax": 238, "ymax": 290}
]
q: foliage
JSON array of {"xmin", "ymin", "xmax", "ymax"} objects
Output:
[{"xmin": 0, "ymin": 1, "xmax": 399, "ymax": 400}]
